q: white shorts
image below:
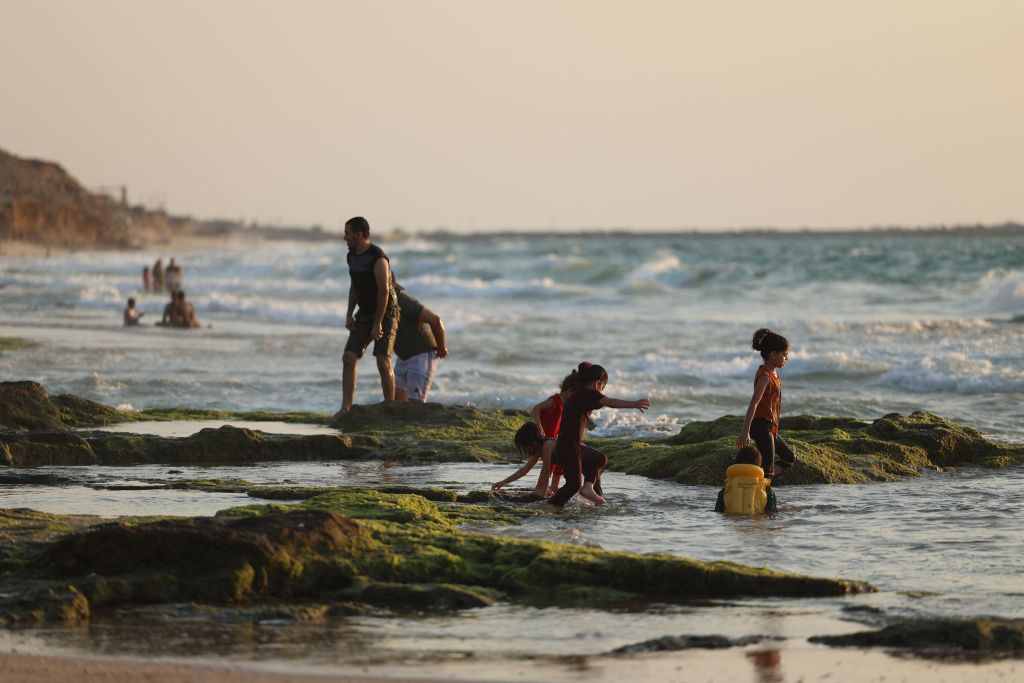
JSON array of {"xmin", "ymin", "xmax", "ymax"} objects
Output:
[{"xmin": 394, "ymin": 350, "xmax": 440, "ymax": 402}]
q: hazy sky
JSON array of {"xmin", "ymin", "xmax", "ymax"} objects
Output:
[{"xmin": 3, "ymin": 1, "xmax": 1022, "ymax": 232}]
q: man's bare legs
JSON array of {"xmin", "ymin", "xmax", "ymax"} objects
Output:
[
  {"xmin": 330, "ymin": 352, "xmax": 394, "ymax": 423},
  {"xmin": 331, "ymin": 351, "xmax": 359, "ymax": 422},
  {"xmin": 377, "ymin": 354, "xmax": 395, "ymax": 402}
]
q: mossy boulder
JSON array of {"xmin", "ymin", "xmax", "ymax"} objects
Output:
[
  {"xmin": 0, "ymin": 381, "xmax": 135, "ymax": 431},
  {"xmin": 810, "ymin": 618, "xmax": 1024, "ymax": 657},
  {"xmin": 35, "ymin": 509, "xmax": 365, "ymax": 605},
  {"xmin": 601, "ymin": 411, "xmax": 1024, "ymax": 485},
  {"xmin": 0, "ymin": 381, "xmax": 66, "ymax": 431},
  {"xmin": 0, "ymin": 584, "xmax": 90, "ymax": 626}
]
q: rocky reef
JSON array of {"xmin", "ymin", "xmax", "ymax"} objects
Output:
[
  {"xmin": 599, "ymin": 412, "xmax": 1024, "ymax": 485},
  {"xmin": 2, "ymin": 381, "xmax": 1021, "ymax": 479},
  {"xmin": 0, "ymin": 487, "xmax": 873, "ymax": 626}
]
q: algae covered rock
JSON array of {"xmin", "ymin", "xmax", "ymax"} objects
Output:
[
  {"xmin": 0, "ymin": 425, "xmax": 365, "ymax": 467},
  {"xmin": 0, "ymin": 430, "xmax": 97, "ymax": 467},
  {"xmin": 0, "ymin": 584, "xmax": 90, "ymax": 626},
  {"xmin": 0, "ymin": 381, "xmax": 66, "ymax": 431},
  {"xmin": 0, "ymin": 487, "xmax": 874, "ymax": 625},
  {"xmin": 0, "ymin": 381, "xmax": 136, "ymax": 431},
  {"xmin": 601, "ymin": 411, "xmax": 1024, "ymax": 486},
  {"xmin": 330, "ymin": 401, "xmax": 527, "ymax": 462},
  {"xmin": 810, "ymin": 618, "xmax": 1024, "ymax": 657},
  {"xmin": 36, "ymin": 509, "xmax": 365, "ymax": 604},
  {"xmin": 86, "ymin": 425, "xmax": 361, "ymax": 465}
]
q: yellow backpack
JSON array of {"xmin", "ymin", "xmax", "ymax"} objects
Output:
[{"xmin": 720, "ymin": 463, "xmax": 771, "ymax": 514}]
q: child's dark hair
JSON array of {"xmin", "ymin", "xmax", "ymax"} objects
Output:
[
  {"xmin": 561, "ymin": 361, "xmax": 608, "ymax": 392},
  {"xmin": 514, "ymin": 422, "xmax": 546, "ymax": 457},
  {"xmin": 127, "ymin": 297, "xmax": 136, "ymax": 306},
  {"xmin": 752, "ymin": 328, "xmax": 789, "ymax": 360},
  {"xmin": 735, "ymin": 445, "xmax": 762, "ymax": 466}
]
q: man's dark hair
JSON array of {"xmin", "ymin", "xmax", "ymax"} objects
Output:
[
  {"xmin": 176, "ymin": 291, "xmax": 186, "ymax": 301},
  {"xmin": 345, "ymin": 216, "xmax": 370, "ymax": 236}
]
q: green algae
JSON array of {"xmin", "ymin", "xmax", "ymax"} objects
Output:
[
  {"xmin": 601, "ymin": 411, "xmax": 1024, "ymax": 485},
  {"xmin": 330, "ymin": 402, "xmax": 527, "ymax": 462},
  {"xmin": 0, "ymin": 337, "xmax": 37, "ymax": 352},
  {"xmin": 217, "ymin": 488, "xmax": 872, "ymax": 605},
  {"xmin": 0, "ymin": 381, "xmax": 138, "ymax": 431},
  {"xmin": 0, "ymin": 509, "xmax": 99, "ymax": 573},
  {"xmin": 0, "ymin": 485, "xmax": 874, "ymax": 625}
]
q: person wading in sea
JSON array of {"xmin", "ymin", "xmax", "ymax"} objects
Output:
[{"xmin": 331, "ymin": 216, "xmax": 400, "ymax": 420}]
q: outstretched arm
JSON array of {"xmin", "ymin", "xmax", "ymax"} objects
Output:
[
  {"xmin": 600, "ymin": 396, "xmax": 651, "ymax": 412},
  {"xmin": 492, "ymin": 453, "xmax": 541, "ymax": 491},
  {"xmin": 419, "ymin": 306, "xmax": 448, "ymax": 358},
  {"xmin": 737, "ymin": 376, "xmax": 769, "ymax": 448}
]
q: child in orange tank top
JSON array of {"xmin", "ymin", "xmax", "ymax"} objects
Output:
[{"xmin": 737, "ymin": 328, "xmax": 796, "ymax": 478}]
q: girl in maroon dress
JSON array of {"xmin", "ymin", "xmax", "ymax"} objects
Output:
[{"xmin": 548, "ymin": 363, "xmax": 650, "ymax": 508}]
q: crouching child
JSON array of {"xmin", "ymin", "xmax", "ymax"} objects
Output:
[{"xmin": 715, "ymin": 446, "xmax": 777, "ymax": 514}]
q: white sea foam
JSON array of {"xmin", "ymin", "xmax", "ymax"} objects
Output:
[
  {"xmin": 784, "ymin": 349, "xmax": 890, "ymax": 377},
  {"xmin": 810, "ymin": 318, "xmax": 995, "ymax": 336},
  {"xmin": 977, "ymin": 268, "xmax": 1024, "ymax": 313},
  {"xmin": 881, "ymin": 352, "xmax": 1024, "ymax": 394},
  {"xmin": 399, "ymin": 273, "xmax": 587, "ymax": 299},
  {"xmin": 197, "ymin": 291, "xmax": 346, "ymax": 326},
  {"xmin": 79, "ymin": 283, "xmax": 124, "ymax": 304}
]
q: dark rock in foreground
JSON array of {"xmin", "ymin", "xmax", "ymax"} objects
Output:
[
  {"xmin": 0, "ymin": 488, "xmax": 874, "ymax": 625},
  {"xmin": 810, "ymin": 618, "xmax": 1024, "ymax": 658},
  {"xmin": 611, "ymin": 633, "xmax": 780, "ymax": 654}
]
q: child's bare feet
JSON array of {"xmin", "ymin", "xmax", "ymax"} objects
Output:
[{"xmin": 579, "ymin": 483, "xmax": 606, "ymax": 505}]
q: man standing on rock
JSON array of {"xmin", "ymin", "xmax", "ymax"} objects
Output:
[{"xmin": 332, "ymin": 216, "xmax": 399, "ymax": 420}]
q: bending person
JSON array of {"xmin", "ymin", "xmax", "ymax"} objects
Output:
[
  {"xmin": 392, "ymin": 284, "xmax": 448, "ymax": 402},
  {"xmin": 547, "ymin": 363, "xmax": 650, "ymax": 508}
]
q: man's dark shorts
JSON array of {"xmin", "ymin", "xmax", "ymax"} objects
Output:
[{"xmin": 344, "ymin": 305, "xmax": 399, "ymax": 359}]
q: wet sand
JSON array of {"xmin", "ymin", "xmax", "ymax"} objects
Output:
[
  {"xmin": 2, "ymin": 647, "xmax": 1021, "ymax": 683},
  {"xmin": 0, "ymin": 652, "xmax": 467, "ymax": 683}
]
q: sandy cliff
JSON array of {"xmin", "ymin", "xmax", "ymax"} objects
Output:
[{"xmin": 0, "ymin": 148, "xmax": 195, "ymax": 249}]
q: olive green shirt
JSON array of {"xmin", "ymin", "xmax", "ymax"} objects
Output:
[{"xmin": 394, "ymin": 291, "xmax": 437, "ymax": 360}]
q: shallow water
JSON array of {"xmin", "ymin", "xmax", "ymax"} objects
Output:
[
  {"xmin": 90, "ymin": 420, "xmax": 340, "ymax": 437},
  {"xmin": 2, "ymin": 456, "xmax": 1023, "ymax": 680},
  {"xmin": 3, "ymin": 459, "xmax": 1022, "ymax": 619}
]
